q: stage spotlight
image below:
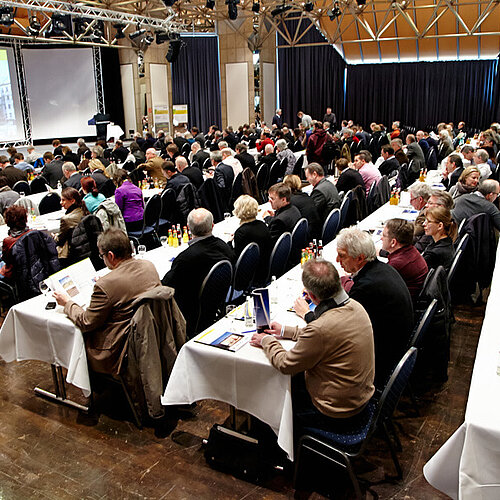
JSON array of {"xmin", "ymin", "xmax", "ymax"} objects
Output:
[
  {"xmin": 156, "ymin": 30, "xmax": 170, "ymax": 44},
  {"xmin": 356, "ymin": 0, "xmax": 366, "ymax": 5},
  {"xmin": 327, "ymin": 4, "xmax": 341, "ymax": 20},
  {"xmin": 74, "ymin": 17, "xmax": 90, "ymax": 36},
  {"xmin": 129, "ymin": 27, "xmax": 146, "ymax": 40},
  {"xmin": 206, "ymin": 0, "xmax": 215, "ymax": 8},
  {"xmin": 304, "ymin": 1, "xmax": 314, "ymax": 12},
  {"xmin": 0, "ymin": 7, "xmax": 14, "ymax": 27},
  {"xmin": 162, "ymin": 0, "xmax": 177, "ymax": 6},
  {"xmin": 226, "ymin": 0, "xmax": 238, "ymax": 20},
  {"xmin": 166, "ymin": 34, "xmax": 182, "ymax": 63},
  {"xmin": 144, "ymin": 33, "xmax": 154, "ymax": 45},
  {"xmin": 27, "ymin": 15, "xmax": 41, "ymax": 35},
  {"xmin": 271, "ymin": 3, "xmax": 292, "ymax": 17},
  {"xmin": 252, "ymin": 2, "xmax": 260, "ymax": 13},
  {"xmin": 47, "ymin": 13, "xmax": 72, "ymax": 36},
  {"xmin": 113, "ymin": 23, "xmax": 126, "ymax": 39}
]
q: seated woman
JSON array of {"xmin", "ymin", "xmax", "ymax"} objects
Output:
[
  {"xmin": 113, "ymin": 169, "xmax": 144, "ymax": 232},
  {"xmin": 81, "ymin": 177, "xmax": 105, "ymax": 213},
  {"xmin": 232, "ymin": 194, "xmax": 271, "ymax": 285},
  {"xmin": 54, "ymin": 187, "xmax": 87, "ymax": 266},
  {"xmin": 421, "ymin": 206, "xmax": 457, "ymax": 270},
  {"xmin": 0, "ymin": 206, "xmax": 30, "ymax": 281},
  {"xmin": 283, "ymin": 174, "xmax": 322, "ymax": 240},
  {"xmin": 448, "ymin": 166, "xmax": 480, "ymax": 199}
]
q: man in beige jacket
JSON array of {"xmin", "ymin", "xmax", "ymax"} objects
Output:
[{"xmin": 251, "ymin": 259, "xmax": 375, "ymax": 428}]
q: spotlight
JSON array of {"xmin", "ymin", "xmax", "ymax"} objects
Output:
[
  {"xmin": 356, "ymin": 0, "xmax": 366, "ymax": 4},
  {"xmin": 166, "ymin": 34, "xmax": 182, "ymax": 63},
  {"xmin": 113, "ymin": 23, "xmax": 126, "ymax": 39},
  {"xmin": 304, "ymin": 1, "xmax": 314, "ymax": 12},
  {"xmin": 0, "ymin": 7, "xmax": 14, "ymax": 27},
  {"xmin": 27, "ymin": 15, "xmax": 41, "ymax": 36},
  {"xmin": 206, "ymin": 0, "xmax": 215, "ymax": 8},
  {"xmin": 47, "ymin": 13, "xmax": 72, "ymax": 36},
  {"xmin": 226, "ymin": 0, "xmax": 238, "ymax": 20},
  {"xmin": 144, "ymin": 33, "xmax": 154, "ymax": 45},
  {"xmin": 74, "ymin": 17, "xmax": 91, "ymax": 36},
  {"xmin": 252, "ymin": 2, "xmax": 260, "ymax": 13},
  {"xmin": 155, "ymin": 30, "xmax": 170, "ymax": 44},
  {"xmin": 271, "ymin": 3, "xmax": 292, "ymax": 17},
  {"xmin": 328, "ymin": 5, "xmax": 341, "ymax": 20},
  {"xmin": 162, "ymin": 0, "xmax": 177, "ymax": 6},
  {"xmin": 129, "ymin": 28, "xmax": 146, "ymax": 40}
]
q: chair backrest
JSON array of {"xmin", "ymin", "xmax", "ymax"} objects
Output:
[
  {"xmin": 321, "ymin": 208, "xmax": 340, "ymax": 244},
  {"xmin": 339, "ymin": 191, "xmax": 352, "ymax": 229},
  {"xmin": 291, "ymin": 218, "xmax": 309, "ymax": 254},
  {"xmin": 255, "ymin": 164, "xmax": 270, "ymax": 191},
  {"xmin": 160, "ymin": 188, "xmax": 177, "ymax": 221},
  {"xmin": 129, "ymin": 168, "xmax": 145, "ymax": 186},
  {"xmin": 143, "ymin": 193, "xmax": 161, "ymax": 228},
  {"xmin": 30, "ymin": 176, "xmax": 48, "ymax": 194},
  {"xmin": 232, "ymin": 243, "xmax": 260, "ymax": 294},
  {"xmin": 100, "ymin": 178, "xmax": 116, "ymax": 198},
  {"xmin": 202, "ymin": 157, "xmax": 211, "ymax": 171},
  {"xmin": 409, "ymin": 299, "xmax": 438, "ymax": 348},
  {"xmin": 191, "ymin": 160, "xmax": 200, "ymax": 171},
  {"xmin": 293, "ymin": 154, "xmax": 304, "ymax": 177},
  {"xmin": 181, "ymin": 142, "xmax": 191, "ymax": 157},
  {"xmin": 230, "ymin": 172, "xmax": 243, "ymax": 205},
  {"xmin": 176, "ymin": 183, "xmax": 201, "ymax": 226},
  {"xmin": 70, "ymin": 214, "xmax": 104, "ymax": 269},
  {"xmin": 38, "ymin": 192, "xmax": 61, "ymax": 215},
  {"xmin": 12, "ymin": 180, "xmax": 31, "ymax": 196},
  {"xmin": 268, "ymin": 160, "xmax": 282, "ymax": 187},
  {"xmin": 374, "ymin": 347, "xmax": 418, "ymax": 425},
  {"xmin": 197, "ymin": 260, "xmax": 233, "ymax": 333},
  {"xmin": 268, "ymin": 232, "xmax": 292, "ymax": 282}
]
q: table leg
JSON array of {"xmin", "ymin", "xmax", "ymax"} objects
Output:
[{"xmin": 34, "ymin": 364, "xmax": 89, "ymax": 412}]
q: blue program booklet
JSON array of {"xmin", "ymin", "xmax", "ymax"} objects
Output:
[{"xmin": 252, "ymin": 288, "xmax": 271, "ymax": 333}]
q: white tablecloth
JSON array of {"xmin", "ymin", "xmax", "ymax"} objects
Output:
[
  {"xmin": 0, "ymin": 209, "xmax": 65, "ymax": 244},
  {"xmin": 0, "ymin": 294, "xmax": 91, "ymax": 396},
  {"xmin": 424, "ymin": 239, "xmax": 500, "ymax": 499},
  {"xmin": 107, "ymin": 124, "xmax": 124, "ymax": 141}
]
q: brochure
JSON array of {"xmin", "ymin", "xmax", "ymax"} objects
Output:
[
  {"xmin": 195, "ymin": 329, "xmax": 248, "ymax": 352},
  {"xmin": 43, "ymin": 258, "xmax": 98, "ymax": 307},
  {"xmin": 251, "ymin": 288, "xmax": 271, "ymax": 333}
]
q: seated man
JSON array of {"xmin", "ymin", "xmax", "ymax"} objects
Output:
[
  {"xmin": 336, "ymin": 228, "xmax": 413, "ymax": 387},
  {"xmin": 62, "ymin": 162, "xmax": 83, "ymax": 189},
  {"xmin": 235, "ymin": 142, "xmax": 257, "ymax": 174},
  {"xmin": 191, "ymin": 141, "xmax": 209, "ymax": 167},
  {"xmin": 162, "ymin": 160, "xmax": 191, "ymax": 195},
  {"xmin": 378, "ymin": 145, "xmax": 400, "ymax": 177},
  {"xmin": 473, "ymin": 148, "xmax": 492, "ymax": 180},
  {"xmin": 53, "ymin": 228, "xmax": 162, "ymax": 374},
  {"xmin": 381, "ymin": 218, "xmax": 428, "ymax": 301},
  {"xmin": 176, "ymin": 155, "xmax": 203, "ymax": 190},
  {"xmin": 305, "ymin": 163, "xmax": 341, "ymax": 221},
  {"xmin": 12, "ymin": 153, "xmax": 34, "ymax": 172},
  {"xmin": 206, "ymin": 150, "xmax": 234, "ymax": 206},
  {"xmin": 0, "ymin": 155, "xmax": 27, "ymax": 188},
  {"xmin": 335, "ymin": 158, "xmax": 365, "ymax": 195},
  {"xmin": 251, "ymin": 259, "xmax": 375, "ymax": 429},
  {"xmin": 409, "ymin": 183, "xmax": 433, "ymax": 251},
  {"xmin": 138, "ymin": 148, "xmax": 167, "ymax": 182},
  {"xmin": 258, "ymin": 143, "xmax": 278, "ymax": 168},
  {"xmin": 452, "ymin": 179, "xmax": 500, "ymax": 230},
  {"xmin": 162, "ymin": 208, "xmax": 234, "ymax": 338},
  {"xmin": 221, "ymin": 148, "xmax": 243, "ymax": 177},
  {"xmin": 41, "ymin": 152, "xmax": 64, "ymax": 188},
  {"xmin": 442, "ymin": 154, "xmax": 464, "ymax": 190},
  {"xmin": 263, "ymin": 182, "xmax": 302, "ymax": 242},
  {"xmin": 353, "ymin": 152, "xmax": 381, "ymax": 196}
]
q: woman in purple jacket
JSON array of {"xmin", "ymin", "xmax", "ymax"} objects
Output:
[{"xmin": 113, "ymin": 169, "xmax": 144, "ymax": 232}]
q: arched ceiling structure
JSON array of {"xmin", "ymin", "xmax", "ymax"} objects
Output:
[{"xmin": 0, "ymin": 0, "xmax": 498, "ymax": 62}]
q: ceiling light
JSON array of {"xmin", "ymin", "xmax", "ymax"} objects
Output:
[
  {"xmin": 304, "ymin": 1, "xmax": 314, "ymax": 12},
  {"xmin": 113, "ymin": 23, "xmax": 126, "ymax": 39},
  {"xmin": 206, "ymin": 0, "xmax": 215, "ymax": 8},
  {"xmin": 27, "ymin": 15, "xmax": 41, "ymax": 36},
  {"xmin": 328, "ymin": 4, "xmax": 341, "ymax": 20},
  {"xmin": 252, "ymin": 2, "xmax": 260, "ymax": 13},
  {"xmin": 271, "ymin": 3, "xmax": 292, "ymax": 17},
  {"xmin": 129, "ymin": 28, "xmax": 146, "ymax": 40},
  {"xmin": 226, "ymin": 0, "xmax": 238, "ymax": 20},
  {"xmin": 0, "ymin": 7, "xmax": 14, "ymax": 27},
  {"xmin": 47, "ymin": 13, "xmax": 72, "ymax": 36},
  {"xmin": 144, "ymin": 33, "xmax": 154, "ymax": 45},
  {"xmin": 356, "ymin": 0, "xmax": 366, "ymax": 5},
  {"xmin": 156, "ymin": 31, "xmax": 170, "ymax": 44},
  {"xmin": 162, "ymin": 0, "xmax": 177, "ymax": 6}
]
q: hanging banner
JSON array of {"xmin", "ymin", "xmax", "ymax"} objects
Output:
[
  {"xmin": 173, "ymin": 104, "xmax": 188, "ymax": 125},
  {"xmin": 153, "ymin": 105, "xmax": 170, "ymax": 133}
]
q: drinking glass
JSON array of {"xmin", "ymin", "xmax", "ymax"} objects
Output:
[
  {"xmin": 138, "ymin": 245, "xmax": 147, "ymax": 258},
  {"xmin": 160, "ymin": 236, "xmax": 168, "ymax": 247},
  {"xmin": 39, "ymin": 281, "xmax": 51, "ymax": 297}
]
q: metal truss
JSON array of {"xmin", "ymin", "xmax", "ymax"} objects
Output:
[{"xmin": 92, "ymin": 47, "xmax": 105, "ymax": 114}]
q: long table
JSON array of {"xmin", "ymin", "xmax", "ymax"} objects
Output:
[{"xmin": 423, "ymin": 239, "xmax": 500, "ymax": 499}]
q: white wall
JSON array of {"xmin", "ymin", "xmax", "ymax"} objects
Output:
[
  {"xmin": 226, "ymin": 62, "xmax": 249, "ymax": 128},
  {"xmin": 262, "ymin": 62, "xmax": 276, "ymax": 126},
  {"xmin": 120, "ymin": 64, "xmax": 136, "ymax": 137}
]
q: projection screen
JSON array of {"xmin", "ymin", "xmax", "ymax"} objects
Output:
[
  {"xmin": 0, "ymin": 46, "xmax": 25, "ymax": 142},
  {"xmin": 23, "ymin": 47, "xmax": 97, "ymax": 140}
]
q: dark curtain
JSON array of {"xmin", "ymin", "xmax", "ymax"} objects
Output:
[
  {"xmin": 278, "ymin": 21, "xmax": 346, "ymax": 128},
  {"xmin": 101, "ymin": 47, "xmax": 125, "ymax": 131},
  {"xmin": 171, "ymin": 36, "xmax": 221, "ymax": 133},
  {"xmin": 346, "ymin": 59, "xmax": 500, "ymax": 130}
]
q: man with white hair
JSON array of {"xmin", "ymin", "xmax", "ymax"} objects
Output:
[
  {"xmin": 138, "ymin": 148, "xmax": 166, "ymax": 181},
  {"xmin": 61, "ymin": 162, "xmax": 83, "ymax": 189},
  {"xmin": 336, "ymin": 228, "xmax": 413, "ymax": 387},
  {"xmin": 221, "ymin": 148, "xmax": 243, "ymax": 177},
  {"xmin": 176, "ymin": 155, "xmax": 203, "ymax": 189},
  {"xmin": 191, "ymin": 141, "xmax": 209, "ymax": 167},
  {"xmin": 258, "ymin": 143, "xmax": 278, "ymax": 168},
  {"xmin": 272, "ymin": 109, "xmax": 283, "ymax": 129},
  {"xmin": 473, "ymin": 148, "xmax": 492, "ymax": 180},
  {"xmin": 76, "ymin": 138, "xmax": 90, "ymax": 158},
  {"xmin": 162, "ymin": 208, "xmax": 234, "ymax": 337}
]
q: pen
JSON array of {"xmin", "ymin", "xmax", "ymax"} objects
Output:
[{"xmin": 242, "ymin": 329, "xmax": 256, "ymax": 333}]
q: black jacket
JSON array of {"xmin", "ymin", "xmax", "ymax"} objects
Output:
[
  {"xmin": 290, "ymin": 192, "xmax": 322, "ymax": 240},
  {"xmin": 378, "ymin": 157, "xmax": 400, "ymax": 177},
  {"xmin": 0, "ymin": 165, "xmax": 28, "ymax": 188},
  {"xmin": 41, "ymin": 160, "xmax": 64, "ymax": 188},
  {"xmin": 166, "ymin": 172, "xmax": 191, "ymax": 196},
  {"xmin": 70, "ymin": 214, "xmax": 103, "ymax": 269},
  {"xmin": 63, "ymin": 172, "xmax": 83, "ymax": 190},
  {"xmin": 181, "ymin": 166, "xmax": 204, "ymax": 189},
  {"xmin": 421, "ymin": 237, "xmax": 454, "ymax": 271},
  {"xmin": 265, "ymin": 203, "xmax": 302, "ymax": 242},
  {"xmin": 162, "ymin": 236, "xmax": 234, "ymax": 337},
  {"xmin": 235, "ymin": 152, "xmax": 257, "ymax": 175},
  {"xmin": 349, "ymin": 259, "xmax": 414, "ymax": 387},
  {"xmin": 336, "ymin": 168, "xmax": 365, "ymax": 195}
]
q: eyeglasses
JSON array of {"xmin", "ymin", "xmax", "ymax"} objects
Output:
[
  {"xmin": 99, "ymin": 251, "xmax": 107, "ymax": 260},
  {"xmin": 424, "ymin": 219, "xmax": 438, "ymax": 225}
]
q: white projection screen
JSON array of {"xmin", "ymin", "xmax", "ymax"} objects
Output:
[
  {"xmin": 0, "ymin": 46, "xmax": 25, "ymax": 142},
  {"xmin": 23, "ymin": 48, "xmax": 97, "ymax": 140}
]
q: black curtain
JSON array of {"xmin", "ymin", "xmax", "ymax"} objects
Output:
[
  {"xmin": 171, "ymin": 35, "xmax": 221, "ymax": 133},
  {"xmin": 278, "ymin": 21, "xmax": 346, "ymax": 128},
  {"xmin": 100, "ymin": 47, "xmax": 125, "ymax": 131},
  {"xmin": 346, "ymin": 59, "xmax": 500, "ymax": 130}
]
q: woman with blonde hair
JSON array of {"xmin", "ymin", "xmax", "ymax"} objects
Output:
[
  {"xmin": 231, "ymin": 194, "xmax": 271, "ymax": 284},
  {"xmin": 421, "ymin": 205, "xmax": 457, "ymax": 270},
  {"xmin": 448, "ymin": 166, "xmax": 480, "ymax": 199}
]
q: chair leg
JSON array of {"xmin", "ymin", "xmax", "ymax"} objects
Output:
[
  {"xmin": 381, "ymin": 421, "xmax": 402, "ymax": 480},
  {"xmin": 407, "ymin": 383, "xmax": 420, "ymax": 417},
  {"xmin": 118, "ymin": 375, "xmax": 142, "ymax": 429},
  {"xmin": 388, "ymin": 419, "xmax": 402, "ymax": 452}
]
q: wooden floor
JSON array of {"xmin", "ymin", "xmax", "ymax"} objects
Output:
[{"xmin": 0, "ymin": 302, "xmax": 484, "ymax": 500}]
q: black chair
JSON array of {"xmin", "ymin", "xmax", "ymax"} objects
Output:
[
  {"xmin": 267, "ymin": 232, "xmax": 292, "ymax": 283},
  {"xmin": 229, "ymin": 172, "xmax": 243, "ymax": 209},
  {"xmin": 255, "ymin": 164, "xmax": 270, "ymax": 202},
  {"xmin": 268, "ymin": 160, "xmax": 282, "ymax": 187},
  {"xmin": 202, "ymin": 157, "xmax": 211, "ymax": 171},
  {"xmin": 38, "ymin": 192, "xmax": 61, "ymax": 215},
  {"xmin": 293, "ymin": 154, "xmax": 304, "ymax": 178},
  {"xmin": 339, "ymin": 190, "xmax": 352, "ymax": 229},
  {"xmin": 195, "ymin": 260, "xmax": 233, "ymax": 334},
  {"xmin": 127, "ymin": 194, "xmax": 161, "ymax": 249},
  {"xmin": 409, "ymin": 298, "xmax": 438, "ymax": 349},
  {"xmin": 321, "ymin": 208, "xmax": 340, "ymax": 244},
  {"xmin": 448, "ymin": 233, "xmax": 469, "ymax": 286},
  {"xmin": 181, "ymin": 142, "xmax": 191, "ymax": 158},
  {"xmin": 425, "ymin": 147, "xmax": 438, "ymax": 170},
  {"xmin": 157, "ymin": 188, "xmax": 177, "ymax": 235},
  {"xmin": 12, "ymin": 180, "xmax": 31, "ymax": 196},
  {"xmin": 294, "ymin": 348, "xmax": 418, "ymax": 499},
  {"xmin": 30, "ymin": 176, "xmax": 48, "ymax": 194},
  {"xmin": 228, "ymin": 243, "xmax": 260, "ymax": 303},
  {"xmin": 100, "ymin": 178, "xmax": 116, "ymax": 198},
  {"xmin": 291, "ymin": 218, "xmax": 309, "ymax": 264},
  {"xmin": 129, "ymin": 168, "xmax": 146, "ymax": 187}
]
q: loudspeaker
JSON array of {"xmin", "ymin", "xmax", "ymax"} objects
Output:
[{"xmin": 166, "ymin": 40, "xmax": 182, "ymax": 63}]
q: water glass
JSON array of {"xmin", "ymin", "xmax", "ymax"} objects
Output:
[
  {"xmin": 160, "ymin": 236, "xmax": 168, "ymax": 247},
  {"xmin": 138, "ymin": 245, "xmax": 147, "ymax": 258}
]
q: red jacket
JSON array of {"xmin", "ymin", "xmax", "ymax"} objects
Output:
[
  {"xmin": 256, "ymin": 137, "xmax": 275, "ymax": 152},
  {"xmin": 306, "ymin": 129, "xmax": 328, "ymax": 165}
]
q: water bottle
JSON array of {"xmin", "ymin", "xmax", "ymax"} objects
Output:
[
  {"xmin": 245, "ymin": 296, "xmax": 253, "ymax": 327},
  {"xmin": 270, "ymin": 275, "xmax": 278, "ymax": 304}
]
